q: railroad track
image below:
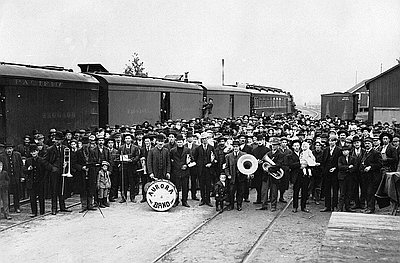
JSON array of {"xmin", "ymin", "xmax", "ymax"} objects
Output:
[
  {"xmin": 151, "ymin": 197, "xmax": 293, "ymax": 263},
  {"xmin": 0, "ymin": 197, "xmax": 81, "ymax": 233}
]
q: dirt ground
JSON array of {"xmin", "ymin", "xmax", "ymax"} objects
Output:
[
  {"xmin": 0, "ymin": 188, "xmax": 394, "ymax": 263},
  {"xmin": 0, "ymin": 198, "xmax": 215, "ymax": 263}
]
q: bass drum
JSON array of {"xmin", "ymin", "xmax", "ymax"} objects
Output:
[{"xmin": 146, "ymin": 179, "xmax": 177, "ymax": 212}]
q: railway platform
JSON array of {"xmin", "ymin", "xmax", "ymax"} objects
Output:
[{"xmin": 318, "ymin": 212, "xmax": 400, "ymax": 262}]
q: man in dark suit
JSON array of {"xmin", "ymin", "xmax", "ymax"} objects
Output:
[
  {"xmin": 193, "ymin": 132, "xmax": 216, "ymax": 206},
  {"xmin": 184, "ymin": 132, "xmax": 199, "ymax": 200},
  {"xmin": 147, "ymin": 134, "xmax": 171, "ymax": 180},
  {"xmin": 379, "ymin": 132, "xmax": 398, "ymax": 172},
  {"xmin": 118, "ymin": 133, "xmax": 140, "ymax": 203},
  {"xmin": 251, "ymin": 134, "xmax": 270, "ymax": 204},
  {"xmin": 24, "ymin": 144, "xmax": 52, "ymax": 217},
  {"xmin": 170, "ymin": 134, "xmax": 191, "ymax": 207},
  {"xmin": 350, "ymin": 135, "xmax": 366, "ymax": 209},
  {"xmin": 321, "ymin": 135, "xmax": 342, "ymax": 212},
  {"xmin": 106, "ymin": 138, "xmax": 119, "ymax": 202},
  {"xmin": 139, "ymin": 136, "xmax": 152, "ymax": 203},
  {"xmin": 360, "ymin": 137, "xmax": 382, "ymax": 214},
  {"xmin": 44, "ymin": 131, "xmax": 71, "ymax": 215},
  {"xmin": 258, "ymin": 137, "xmax": 285, "ymax": 212},
  {"xmin": 224, "ymin": 140, "xmax": 247, "ymax": 211},
  {"xmin": 239, "ymin": 134, "xmax": 252, "ymax": 202}
]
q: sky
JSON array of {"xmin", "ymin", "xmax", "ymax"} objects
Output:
[{"xmin": 1, "ymin": 0, "xmax": 399, "ymax": 105}]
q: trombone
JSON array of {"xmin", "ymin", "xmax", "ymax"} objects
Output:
[{"xmin": 61, "ymin": 147, "xmax": 73, "ymax": 196}]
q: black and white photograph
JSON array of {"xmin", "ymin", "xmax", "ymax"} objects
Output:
[{"xmin": 0, "ymin": 1, "xmax": 400, "ymax": 262}]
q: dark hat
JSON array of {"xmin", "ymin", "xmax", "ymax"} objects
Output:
[
  {"xmin": 156, "ymin": 134, "xmax": 166, "ymax": 142},
  {"xmin": 280, "ymin": 137, "xmax": 289, "ymax": 142},
  {"xmin": 54, "ymin": 131, "xmax": 64, "ymax": 140},
  {"xmin": 216, "ymin": 135, "xmax": 227, "ymax": 142},
  {"xmin": 232, "ymin": 140, "xmax": 240, "ymax": 146},
  {"xmin": 364, "ymin": 137, "xmax": 373, "ymax": 144},
  {"xmin": 337, "ymin": 130, "xmax": 348, "ymax": 136},
  {"xmin": 29, "ymin": 144, "xmax": 39, "ymax": 152},
  {"xmin": 106, "ymin": 138, "xmax": 115, "ymax": 143},
  {"xmin": 256, "ymin": 134, "xmax": 264, "ymax": 141},
  {"xmin": 176, "ymin": 134, "xmax": 184, "ymax": 141},
  {"xmin": 341, "ymin": 146, "xmax": 351, "ymax": 151},
  {"xmin": 379, "ymin": 132, "xmax": 393, "ymax": 142},
  {"xmin": 352, "ymin": 135, "xmax": 361, "ymax": 142},
  {"xmin": 186, "ymin": 131, "xmax": 194, "ymax": 138}
]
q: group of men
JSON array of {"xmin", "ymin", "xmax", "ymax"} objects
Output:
[{"xmin": 1, "ymin": 113, "xmax": 399, "ymax": 217}]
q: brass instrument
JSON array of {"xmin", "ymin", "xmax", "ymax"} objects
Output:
[
  {"xmin": 261, "ymin": 153, "xmax": 284, "ymax": 180},
  {"xmin": 237, "ymin": 154, "xmax": 258, "ymax": 175},
  {"xmin": 62, "ymin": 147, "xmax": 73, "ymax": 178}
]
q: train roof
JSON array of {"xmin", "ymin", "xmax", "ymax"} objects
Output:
[
  {"xmin": 201, "ymin": 84, "xmax": 251, "ymax": 95},
  {"xmin": 89, "ymin": 72, "xmax": 202, "ymax": 91},
  {"xmin": 0, "ymin": 62, "xmax": 98, "ymax": 83}
]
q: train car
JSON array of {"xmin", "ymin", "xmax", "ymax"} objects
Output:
[
  {"xmin": 86, "ymin": 72, "xmax": 203, "ymax": 126},
  {"xmin": 237, "ymin": 84, "xmax": 294, "ymax": 116},
  {"xmin": 0, "ymin": 62, "xmax": 99, "ymax": 144},
  {"xmin": 321, "ymin": 92, "xmax": 358, "ymax": 120},
  {"xmin": 200, "ymin": 84, "xmax": 251, "ymax": 118}
]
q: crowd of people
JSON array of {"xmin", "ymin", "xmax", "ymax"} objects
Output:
[{"xmin": 0, "ymin": 112, "xmax": 399, "ymax": 219}]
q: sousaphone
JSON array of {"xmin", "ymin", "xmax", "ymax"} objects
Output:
[
  {"xmin": 262, "ymin": 153, "xmax": 284, "ymax": 180},
  {"xmin": 237, "ymin": 154, "xmax": 258, "ymax": 175}
]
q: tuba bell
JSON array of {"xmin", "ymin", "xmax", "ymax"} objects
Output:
[
  {"xmin": 261, "ymin": 153, "xmax": 284, "ymax": 180},
  {"xmin": 237, "ymin": 154, "xmax": 258, "ymax": 175},
  {"xmin": 62, "ymin": 147, "xmax": 73, "ymax": 178}
]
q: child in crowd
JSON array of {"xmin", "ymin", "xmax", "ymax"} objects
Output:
[
  {"xmin": 97, "ymin": 161, "xmax": 111, "ymax": 208},
  {"xmin": 214, "ymin": 174, "xmax": 228, "ymax": 212},
  {"xmin": 0, "ymin": 161, "xmax": 11, "ymax": 220}
]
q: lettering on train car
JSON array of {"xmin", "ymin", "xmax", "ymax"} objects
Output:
[
  {"xmin": 13, "ymin": 79, "xmax": 63, "ymax": 88},
  {"xmin": 42, "ymin": 112, "xmax": 76, "ymax": 119}
]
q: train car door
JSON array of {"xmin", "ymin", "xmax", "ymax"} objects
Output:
[
  {"xmin": 229, "ymin": 95, "xmax": 234, "ymax": 118},
  {"xmin": 0, "ymin": 86, "xmax": 6, "ymax": 143},
  {"xmin": 160, "ymin": 92, "xmax": 170, "ymax": 122}
]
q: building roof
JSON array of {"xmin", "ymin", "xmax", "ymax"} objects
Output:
[
  {"xmin": 201, "ymin": 84, "xmax": 251, "ymax": 95},
  {"xmin": 366, "ymin": 63, "xmax": 400, "ymax": 89},
  {"xmin": 346, "ymin": 79, "xmax": 368, "ymax": 93}
]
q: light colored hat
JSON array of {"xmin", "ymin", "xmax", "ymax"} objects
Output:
[{"xmin": 200, "ymin": 132, "xmax": 209, "ymax": 139}]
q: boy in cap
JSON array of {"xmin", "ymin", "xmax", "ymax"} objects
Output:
[
  {"xmin": 337, "ymin": 146, "xmax": 356, "ymax": 212},
  {"xmin": 97, "ymin": 161, "xmax": 111, "ymax": 208}
]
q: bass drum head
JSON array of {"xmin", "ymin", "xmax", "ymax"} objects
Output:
[{"xmin": 146, "ymin": 179, "xmax": 177, "ymax": 212}]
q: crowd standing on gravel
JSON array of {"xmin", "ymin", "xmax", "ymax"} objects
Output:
[{"xmin": 1, "ymin": 112, "xmax": 399, "ymax": 219}]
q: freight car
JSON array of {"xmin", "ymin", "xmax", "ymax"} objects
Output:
[
  {"xmin": 321, "ymin": 92, "xmax": 358, "ymax": 120},
  {"xmin": 0, "ymin": 62, "xmax": 99, "ymax": 145}
]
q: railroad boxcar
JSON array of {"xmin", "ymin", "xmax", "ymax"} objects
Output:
[
  {"xmin": 321, "ymin": 92, "xmax": 358, "ymax": 120},
  {"xmin": 87, "ymin": 72, "xmax": 204, "ymax": 126},
  {"xmin": 0, "ymin": 63, "xmax": 99, "ymax": 145},
  {"xmin": 200, "ymin": 84, "xmax": 251, "ymax": 118}
]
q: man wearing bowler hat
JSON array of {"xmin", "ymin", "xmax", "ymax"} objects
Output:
[
  {"xmin": 0, "ymin": 141, "xmax": 24, "ymax": 213},
  {"xmin": 224, "ymin": 140, "xmax": 247, "ymax": 211},
  {"xmin": 44, "ymin": 131, "xmax": 71, "ymax": 215}
]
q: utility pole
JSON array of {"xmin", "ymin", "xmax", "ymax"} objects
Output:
[{"xmin": 222, "ymin": 59, "xmax": 225, "ymax": 86}]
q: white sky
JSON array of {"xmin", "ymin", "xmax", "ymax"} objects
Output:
[{"xmin": 1, "ymin": 0, "xmax": 399, "ymax": 105}]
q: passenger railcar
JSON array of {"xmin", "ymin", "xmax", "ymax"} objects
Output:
[
  {"xmin": 87, "ymin": 72, "xmax": 203, "ymax": 126},
  {"xmin": 0, "ymin": 63, "xmax": 99, "ymax": 144},
  {"xmin": 321, "ymin": 92, "xmax": 358, "ymax": 120},
  {"xmin": 200, "ymin": 84, "xmax": 251, "ymax": 118}
]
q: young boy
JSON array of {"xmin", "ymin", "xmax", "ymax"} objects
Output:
[
  {"xmin": 293, "ymin": 159, "xmax": 311, "ymax": 213},
  {"xmin": 0, "ymin": 161, "xmax": 11, "ymax": 219},
  {"xmin": 97, "ymin": 161, "xmax": 111, "ymax": 208},
  {"xmin": 338, "ymin": 146, "xmax": 356, "ymax": 212},
  {"xmin": 214, "ymin": 174, "xmax": 228, "ymax": 212}
]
